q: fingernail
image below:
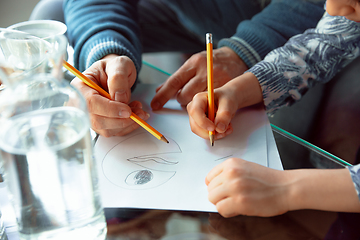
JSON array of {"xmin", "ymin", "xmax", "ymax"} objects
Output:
[
  {"xmin": 142, "ymin": 113, "xmax": 150, "ymax": 120},
  {"xmin": 225, "ymin": 127, "xmax": 233, "ymax": 135},
  {"xmin": 119, "ymin": 110, "xmax": 130, "ymax": 118},
  {"xmin": 207, "ymin": 126, "xmax": 214, "ymax": 132},
  {"xmin": 152, "ymin": 101, "xmax": 160, "ymax": 110},
  {"xmin": 217, "ymin": 123, "xmax": 226, "ymax": 132},
  {"xmin": 136, "ymin": 112, "xmax": 148, "ymax": 119},
  {"xmin": 115, "ymin": 90, "xmax": 127, "ymax": 102},
  {"xmin": 216, "ymin": 133, "xmax": 225, "ymax": 139}
]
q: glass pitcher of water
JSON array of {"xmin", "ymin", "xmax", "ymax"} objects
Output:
[{"xmin": 0, "ymin": 29, "xmax": 107, "ymax": 240}]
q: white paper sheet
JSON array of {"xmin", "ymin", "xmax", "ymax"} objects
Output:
[{"xmin": 94, "ymin": 84, "xmax": 282, "ymax": 212}]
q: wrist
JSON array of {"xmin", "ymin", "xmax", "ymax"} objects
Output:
[
  {"xmin": 225, "ymin": 72, "xmax": 263, "ymax": 110},
  {"xmin": 284, "ymin": 168, "xmax": 360, "ymax": 212},
  {"xmin": 101, "ymin": 54, "xmax": 120, "ymax": 60},
  {"xmin": 283, "ymin": 169, "xmax": 304, "ymax": 211},
  {"xmin": 218, "ymin": 46, "xmax": 249, "ymax": 71}
]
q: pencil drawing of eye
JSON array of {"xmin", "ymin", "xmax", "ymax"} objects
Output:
[
  {"xmin": 126, "ymin": 170, "xmax": 153, "ymax": 185},
  {"xmin": 122, "ymin": 168, "xmax": 176, "ymax": 189},
  {"xmin": 102, "ymin": 132, "xmax": 181, "ymax": 190}
]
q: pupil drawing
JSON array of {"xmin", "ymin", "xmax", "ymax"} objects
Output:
[{"xmin": 127, "ymin": 170, "xmax": 153, "ymax": 185}]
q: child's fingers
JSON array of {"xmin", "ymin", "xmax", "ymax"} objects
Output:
[
  {"xmin": 206, "ymin": 163, "xmax": 224, "ymax": 185},
  {"xmin": 188, "ymin": 115, "xmax": 212, "ymax": 139},
  {"xmin": 214, "ymin": 94, "xmax": 237, "ymax": 133},
  {"xmin": 187, "ymin": 92, "xmax": 216, "ymax": 132}
]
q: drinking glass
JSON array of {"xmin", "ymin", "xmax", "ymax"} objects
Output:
[
  {"xmin": 7, "ymin": 20, "xmax": 67, "ymax": 42},
  {"xmin": 6, "ymin": 20, "xmax": 69, "ymax": 63}
]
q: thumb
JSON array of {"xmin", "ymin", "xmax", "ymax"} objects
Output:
[{"xmin": 105, "ymin": 55, "xmax": 137, "ymax": 103}]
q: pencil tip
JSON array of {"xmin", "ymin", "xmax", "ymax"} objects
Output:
[
  {"xmin": 161, "ymin": 136, "xmax": 169, "ymax": 143},
  {"xmin": 209, "ymin": 134, "xmax": 214, "ymax": 147}
]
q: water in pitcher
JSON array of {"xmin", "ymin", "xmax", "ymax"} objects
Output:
[
  {"xmin": 0, "ymin": 107, "xmax": 106, "ymax": 240},
  {"xmin": 0, "ymin": 210, "xmax": 7, "ymax": 240}
]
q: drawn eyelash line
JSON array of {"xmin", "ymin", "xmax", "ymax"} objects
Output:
[{"xmin": 128, "ymin": 156, "xmax": 179, "ymax": 165}]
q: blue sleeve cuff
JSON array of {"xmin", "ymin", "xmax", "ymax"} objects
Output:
[
  {"xmin": 76, "ymin": 30, "xmax": 142, "ymax": 74},
  {"xmin": 218, "ymin": 36, "xmax": 263, "ymax": 68}
]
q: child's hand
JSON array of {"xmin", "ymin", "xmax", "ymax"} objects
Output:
[
  {"xmin": 205, "ymin": 158, "xmax": 289, "ymax": 217},
  {"xmin": 186, "ymin": 86, "xmax": 238, "ymax": 141},
  {"xmin": 186, "ymin": 72, "xmax": 263, "ymax": 141}
]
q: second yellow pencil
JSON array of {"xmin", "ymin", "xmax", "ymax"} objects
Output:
[{"xmin": 206, "ymin": 33, "xmax": 215, "ymax": 146}]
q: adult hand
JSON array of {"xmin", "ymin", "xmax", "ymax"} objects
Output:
[
  {"xmin": 71, "ymin": 54, "xmax": 149, "ymax": 137},
  {"xmin": 151, "ymin": 47, "xmax": 248, "ymax": 110},
  {"xmin": 205, "ymin": 158, "xmax": 290, "ymax": 218}
]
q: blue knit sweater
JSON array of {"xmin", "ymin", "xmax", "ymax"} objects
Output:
[{"xmin": 63, "ymin": 0, "xmax": 325, "ymax": 72}]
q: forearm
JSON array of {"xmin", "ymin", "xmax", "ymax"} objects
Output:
[
  {"xmin": 285, "ymin": 168, "xmax": 360, "ymax": 213},
  {"xmin": 222, "ymin": 72, "xmax": 263, "ymax": 110},
  {"xmin": 248, "ymin": 14, "xmax": 360, "ymax": 114}
]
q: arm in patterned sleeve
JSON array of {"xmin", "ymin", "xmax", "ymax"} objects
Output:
[
  {"xmin": 248, "ymin": 13, "xmax": 360, "ymax": 114},
  {"xmin": 64, "ymin": 0, "xmax": 142, "ymax": 73}
]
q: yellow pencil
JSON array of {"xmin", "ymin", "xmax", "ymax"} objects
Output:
[
  {"xmin": 62, "ymin": 60, "xmax": 169, "ymax": 143},
  {"xmin": 206, "ymin": 33, "xmax": 215, "ymax": 146}
]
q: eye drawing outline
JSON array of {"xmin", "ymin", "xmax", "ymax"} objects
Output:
[{"xmin": 102, "ymin": 132, "xmax": 181, "ymax": 190}]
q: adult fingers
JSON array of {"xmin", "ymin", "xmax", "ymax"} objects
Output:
[
  {"xmin": 175, "ymin": 52, "xmax": 208, "ymax": 106},
  {"xmin": 91, "ymin": 101, "xmax": 149, "ymax": 137},
  {"xmin": 85, "ymin": 92, "xmax": 133, "ymax": 118},
  {"xmin": 90, "ymin": 104, "xmax": 148, "ymax": 131},
  {"xmin": 176, "ymin": 73, "xmax": 207, "ymax": 106},
  {"xmin": 71, "ymin": 76, "xmax": 132, "ymax": 118},
  {"xmin": 91, "ymin": 115, "xmax": 140, "ymax": 137},
  {"xmin": 151, "ymin": 57, "xmax": 198, "ymax": 110}
]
